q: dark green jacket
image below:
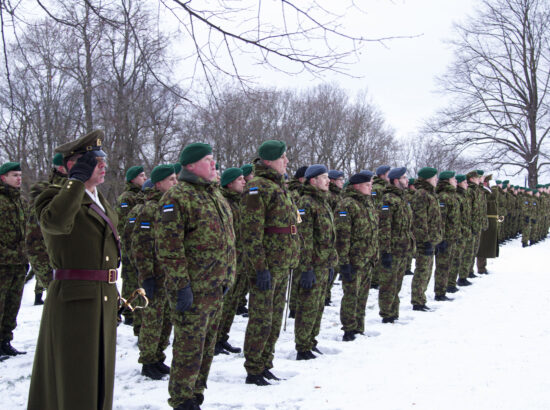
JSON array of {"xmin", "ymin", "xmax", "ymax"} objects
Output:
[
  {"xmin": 0, "ymin": 182, "xmax": 27, "ymax": 265},
  {"xmin": 456, "ymin": 186, "xmax": 472, "ymax": 238},
  {"xmin": 222, "ymin": 187, "xmax": 245, "ymax": 272},
  {"xmin": 379, "ymin": 184, "xmax": 414, "ymax": 256},
  {"xmin": 436, "ymin": 180, "xmax": 460, "ymax": 241},
  {"xmin": 116, "ymin": 182, "xmax": 143, "ymax": 240},
  {"xmin": 411, "ymin": 179, "xmax": 442, "ymax": 247}
]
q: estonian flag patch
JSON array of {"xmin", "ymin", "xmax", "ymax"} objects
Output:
[
  {"xmin": 381, "ymin": 205, "xmax": 389, "ymax": 211},
  {"xmin": 339, "ymin": 211, "xmax": 347, "ymax": 217},
  {"xmin": 298, "ymin": 209, "xmax": 306, "ymax": 215},
  {"xmin": 249, "ymin": 187, "xmax": 259, "ymax": 195},
  {"xmin": 163, "ymin": 204, "xmax": 174, "ymax": 212},
  {"xmin": 129, "ymin": 217, "xmax": 136, "ymax": 224},
  {"xmin": 120, "ymin": 202, "xmax": 128, "ymax": 208},
  {"xmin": 440, "ymin": 202, "xmax": 445, "ymax": 207},
  {"xmin": 140, "ymin": 222, "xmax": 151, "ymax": 229}
]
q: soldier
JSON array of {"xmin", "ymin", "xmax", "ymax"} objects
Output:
[
  {"xmin": 325, "ymin": 169, "xmax": 345, "ymax": 306},
  {"xmin": 216, "ymin": 167, "xmax": 247, "ymax": 355},
  {"xmin": 0, "ymin": 162, "xmax": 27, "ymax": 359},
  {"xmin": 449, "ymin": 174, "xmax": 471, "ymax": 291},
  {"xmin": 434, "ymin": 171, "xmax": 459, "ymax": 301},
  {"xmin": 410, "ymin": 167, "xmax": 442, "ymax": 311},
  {"xmin": 477, "ymin": 174, "xmax": 499, "ymax": 274},
  {"xmin": 117, "ymin": 165, "xmax": 147, "ymax": 327},
  {"xmin": 378, "ymin": 167, "xmax": 414, "ymax": 323},
  {"xmin": 241, "ymin": 163, "xmax": 254, "ymax": 182},
  {"xmin": 28, "ymin": 130, "xmax": 120, "ymax": 410},
  {"xmin": 241, "ymin": 140, "xmax": 300, "ymax": 385},
  {"xmin": 371, "ymin": 165, "xmax": 391, "ymax": 289},
  {"xmin": 131, "ymin": 165, "xmax": 178, "ymax": 380},
  {"xmin": 404, "ymin": 178, "xmax": 417, "ymax": 276},
  {"xmin": 335, "ymin": 171, "xmax": 378, "ymax": 336},
  {"xmin": 155, "ymin": 143, "xmax": 235, "ymax": 409},
  {"xmin": 294, "ymin": 164, "xmax": 337, "ymax": 357},
  {"xmin": 236, "ymin": 164, "xmax": 254, "ymax": 316},
  {"xmin": 464, "ymin": 170, "xmax": 488, "ymax": 279}
]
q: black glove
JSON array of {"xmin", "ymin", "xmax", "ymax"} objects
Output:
[
  {"xmin": 299, "ymin": 270, "xmax": 316, "ymax": 290},
  {"xmin": 222, "ymin": 286, "xmax": 229, "ymax": 296},
  {"xmin": 69, "ymin": 151, "xmax": 97, "ymax": 182},
  {"xmin": 436, "ymin": 240, "xmax": 448, "ymax": 255},
  {"xmin": 176, "ymin": 285, "xmax": 193, "ymax": 313},
  {"xmin": 340, "ymin": 264, "xmax": 355, "ymax": 282},
  {"xmin": 381, "ymin": 252, "xmax": 392, "ymax": 269},
  {"xmin": 141, "ymin": 277, "xmax": 156, "ymax": 300},
  {"xmin": 531, "ymin": 219, "xmax": 536, "ymax": 224},
  {"xmin": 525, "ymin": 216, "xmax": 530, "ymax": 224},
  {"xmin": 423, "ymin": 242, "xmax": 434, "ymax": 256},
  {"xmin": 328, "ymin": 267, "xmax": 335, "ymax": 283},
  {"xmin": 256, "ymin": 269, "xmax": 271, "ymax": 291}
]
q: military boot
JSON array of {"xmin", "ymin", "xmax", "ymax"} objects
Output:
[
  {"xmin": 219, "ymin": 340, "xmax": 241, "ymax": 354},
  {"xmin": 194, "ymin": 393, "xmax": 204, "ymax": 406},
  {"xmin": 288, "ymin": 309, "xmax": 296, "ymax": 319},
  {"xmin": 175, "ymin": 398, "xmax": 200, "ymax": 410},
  {"xmin": 245, "ymin": 373, "xmax": 270, "ymax": 386},
  {"xmin": 1, "ymin": 340, "xmax": 26, "ymax": 355},
  {"xmin": 434, "ymin": 295, "xmax": 453, "ymax": 301},
  {"xmin": 296, "ymin": 351, "xmax": 316, "ymax": 360},
  {"xmin": 412, "ymin": 304, "xmax": 431, "ymax": 311},
  {"xmin": 342, "ymin": 331, "xmax": 356, "ymax": 342},
  {"xmin": 457, "ymin": 278, "xmax": 472, "ymax": 286},
  {"xmin": 382, "ymin": 317, "xmax": 395, "ymax": 323},
  {"xmin": 155, "ymin": 361, "xmax": 170, "ymax": 374},
  {"xmin": 262, "ymin": 369, "xmax": 282, "ymax": 380},
  {"xmin": 236, "ymin": 305, "xmax": 248, "ymax": 316},
  {"xmin": 468, "ymin": 272, "xmax": 478, "ymax": 278},
  {"xmin": 34, "ymin": 293, "xmax": 44, "ymax": 305},
  {"xmin": 141, "ymin": 363, "xmax": 164, "ymax": 380},
  {"xmin": 446, "ymin": 286, "xmax": 459, "ymax": 293},
  {"xmin": 214, "ymin": 342, "xmax": 230, "ymax": 355}
]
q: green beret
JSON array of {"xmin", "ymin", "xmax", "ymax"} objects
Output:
[
  {"xmin": 151, "ymin": 164, "xmax": 175, "ymax": 183},
  {"xmin": 126, "ymin": 166, "xmax": 144, "ymax": 182},
  {"xmin": 173, "ymin": 163, "xmax": 182, "ymax": 174},
  {"xmin": 241, "ymin": 164, "xmax": 253, "ymax": 177},
  {"xmin": 418, "ymin": 167, "xmax": 437, "ymax": 179},
  {"xmin": 502, "ymin": 182, "xmax": 508, "ymax": 188},
  {"xmin": 495, "ymin": 180, "xmax": 502, "ymax": 184},
  {"xmin": 0, "ymin": 162, "xmax": 21, "ymax": 176},
  {"xmin": 476, "ymin": 169, "xmax": 484, "ymax": 176},
  {"xmin": 536, "ymin": 184, "xmax": 542, "ymax": 188},
  {"xmin": 466, "ymin": 170, "xmax": 478, "ymax": 179},
  {"xmin": 55, "ymin": 130, "xmax": 105, "ymax": 158},
  {"xmin": 408, "ymin": 178, "xmax": 415, "ymax": 185},
  {"xmin": 221, "ymin": 167, "xmax": 243, "ymax": 187},
  {"xmin": 258, "ymin": 140, "xmax": 286, "ymax": 161},
  {"xmin": 179, "ymin": 143, "xmax": 212, "ymax": 165},
  {"xmin": 215, "ymin": 162, "xmax": 219, "ymax": 170},
  {"xmin": 52, "ymin": 153, "xmax": 64, "ymax": 166},
  {"xmin": 439, "ymin": 171, "xmax": 455, "ymax": 180},
  {"xmin": 503, "ymin": 180, "xmax": 510, "ymax": 184},
  {"xmin": 456, "ymin": 174, "xmax": 466, "ymax": 183}
]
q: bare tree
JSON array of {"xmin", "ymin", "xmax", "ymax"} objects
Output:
[{"xmin": 426, "ymin": 0, "xmax": 550, "ymax": 187}]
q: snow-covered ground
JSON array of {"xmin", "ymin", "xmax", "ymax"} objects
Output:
[{"xmin": 2, "ymin": 236, "xmax": 550, "ymax": 409}]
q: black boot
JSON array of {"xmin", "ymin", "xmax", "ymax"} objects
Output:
[
  {"xmin": 194, "ymin": 393, "xmax": 204, "ymax": 406},
  {"xmin": 382, "ymin": 317, "xmax": 395, "ymax": 323},
  {"xmin": 468, "ymin": 272, "xmax": 478, "ymax": 278},
  {"xmin": 214, "ymin": 342, "xmax": 229, "ymax": 356},
  {"xmin": 34, "ymin": 293, "xmax": 44, "ymax": 305},
  {"xmin": 1, "ymin": 340, "xmax": 26, "ymax": 355},
  {"xmin": 296, "ymin": 351, "xmax": 315, "ymax": 360},
  {"xmin": 124, "ymin": 315, "xmax": 134, "ymax": 326},
  {"xmin": 141, "ymin": 363, "xmax": 164, "ymax": 380},
  {"xmin": 288, "ymin": 310, "xmax": 296, "ymax": 319},
  {"xmin": 522, "ymin": 242, "xmax": 528, "ymax": 248},
  {"xmin": 236, "ymin": 305, "xmax": 248, "ymax": 316},
  {"xmin": 312, "ymin": 346, "xmax": 323, "ymax": 355},
  {"xmin": 175, "ymin": 398, "xmax": 200, "ymax": 410},
  {"xmin": 0, "ymin": 354, "xmax": 9, "ymax": 362},
  {"xmin": 155, "ymin": 361, "xmax": 170, "ymax": 374},
  {"xmin": 245, "ymin": 373, "xmax": 270, "ymax": 386},
  {"xmin": 404, "ymin": 270, "xmax": 414, "ymax": 276},
  {"xmin": 220, "ymin": 340, "xmax": 241, "ymax": 354},
  {"xmin": 412, "ymin": 304, "xmax": 430, "ymax": 312},
  {"xmin": 457, "ymin": 278, "xmax": 472, "ymax": 286},
  {"xmin": 434, "ymin": 295, "xmax": 453, "ymax": 301},
  {"xmin": 342, "ymin": 331, "xmax": 356, "ymax": 342},
  {"xmin": 262, "ymin": 369, "xmax": 282, "ymax": 380},
  {"xmin": 446, "ymin": 286, "xmax": 459, "ymax": 293}
]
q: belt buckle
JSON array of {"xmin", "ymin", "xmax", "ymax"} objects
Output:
[
  {"xmin": 290, "ymin": 225, "xmax": 297, "ymax": 235},
  {"xmin": 108, "ymin": 269, "xmax": 117, "ymax": 284}
]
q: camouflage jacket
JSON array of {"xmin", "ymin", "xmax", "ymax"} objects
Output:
[
  {"xmin": 371, "ymin": 176, "xmax": 388, "ymax": 209},
  {"xmin": 379, "ymin": 184, "xmax": 414, "ymax": 255},
  {"xmin": 411, "ymin": 179, "xmax": 443, "ymax": 246},
  {"xmin": 0, "ymin": 182, "xmax": 27, "ymax": 265},
  {"xmin": 287, "ymin": 178, "xmax": 303, "ymax": 206},
  {"xmin": 221, "ymin": 187, "xmax": 245, "ymax": 271},
  {"xmin": 327, "ymin": 183, "xmax": 342, "ymax": 211},
  {"xmin": 477, "ymin": 184, "xmax": 489, "ymax": 231},
  {"xmin": 436, "ymin": 180, "xmax": 460, "ymax": 241},
  {"xmin": 240, "ymin": 160, "xmax": 300, "ymax": 272},
  {"xmin": 116, "ymin": 182, "xmax": 143, "ymax": 241},
  {"xmin": 121, "ymin": 193, "xmax": 147, "ymax": 251},
  {"xmin": 297, "ymin": 184, "xmax": 338, "ymax": 271},
  {"xmin": 155, "ymin": 169, "xmax": 236, "ymax": 296},
  {"xmin": 467, "ymin": 181, "xmax": 484, "ymax": 234},
  {"xmin": 335, "ymin": 187, "xmax": 379, "ymax": 269},
  {"xmin": 456, "ymin": 186, "xmax": 472, "ymax": 237},
  {"xmin": 131, "ymin": 188, "xmax": 164, "ymax": 286}
]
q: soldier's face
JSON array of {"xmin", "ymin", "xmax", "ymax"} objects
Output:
[
  {"xmin": 244, "ymin": 173, "xmax": 254, "ymax": 182},
  {"xmin": 354, "ymin": 180, "xmax": 372, "ymax": 195},
  {"xmin": 227, "ymin": 175, "xmax": 246, "ymax": 193},
  {"xmin": 332, "ymin": 178, "xmax": 344, "ymax": 189},
  {"xmin": 156, "ymin": 173, "xmax": 178, "ymax": 193},
  {"xmin": 310, "ymin": 173, "xmax": 330, "ymax": 192},
  {"xmin": 132, "ymin": 172, "xmax": 147, "ymax": 187},
  {"xmin": 1, "ymin": 171, "xmax": 22, "ymax": 188},
  {"xmin": 188, "ymin": 155, "xmax": 217, "ymax": 181},
  {"xmin": 266, "ymin": 152, "xmax": 288, "ymax": 175},
  {"xmin": 459, "ymin": 180, "xmax": 468, "ymax": 189},
  {"xmin": 87, "ymin": 157, "xmax": 107, "ymax": 187},
  {"xmin": 397, "ymin": 174, "xmax": 408, "ymax": 190},
  {"xmin": 449, "ymin": 177, "xmax": 457, "ymax": 187}
]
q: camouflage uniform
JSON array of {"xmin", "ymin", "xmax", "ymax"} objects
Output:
[
  {"xmin": 294, "ymin": 184, "xmax": 337, "ymax": 352},
  {"xmin": 404, "ymin": 187, "xmax": 416, "ymax": 276},
  {"xmin": 217, "ymin": 187, "xmax": 247, "ymax": 346},
  {"xmin": 378, "ymin": 184, "xmax": 414, "ymax": 319},
  {"xmin": 325, "ymin": 182, "xmax": 342, "ymax": 304},
  {"xmin": 131, "ymin": 188, "xmax": 172, "ymax": 366},
  {"xmin": 462, "ymin": 182, "xmax": 487, "ymax": 276},
  {"xmin": 449, "ymin": 185, "xmax": 471, "ymax": 286},
  {"xmin": 410, "ymin": 179, "xmax": 442, "ymax": 306},
  {"xmin": 116, "ymin": 182, "xmax": 144, "ymax": 326},
  {"xmin": 241, "ymin": 160, "xmax": 300, "ymax": 376},
  {"xmin": 371, "ymin": 176, "xmax": 388, "ymax": 288},
  {"xmin": 0, "ymin": 181, "xmax": 27, "ymax": 344},
  {"xmin": 335, "ymin": 187, "xmax": 378, "ymax": 331},
  {"xmin": 434, "ymin": 180, "xmax": 460, "ymax": 296},
  {"xmin": 287, "ymin": 177, "xmax": 302, "ymax": 314},
  {"xmin": 521, "ymin": 195, "xmax": 534, "ymax": 246},
  {"xmin": 155, "ymin": 169, "xmax": 236, "ymax": 407}
]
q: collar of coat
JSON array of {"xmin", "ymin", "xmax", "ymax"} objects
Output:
[
  {"xmin": 436, "ymin": 180, "xmax": 456, "ymax": 194},
  {"xmin": 329, "ymin": 183, "xmax": 342, "ymax": 195},
  {"xmin": 343, "ymin": 186, "xmax": 369, "ymax": 203},
  {"xmin": 125, "ymin": 181, "xmax": 142, "ymax": 194},
  {"xmin": 222, "ymin": 186, "xmax": 241, "ymax": 203},
  {"xmin": 302, "ymin": 183, "xmax": 329, "ymax": 201},
  {"xmin": 373, "ymin": 176, "xmax": 388, "ymax": 187},
  {"xmin": 145, "ymin": 188, "xmax": 163, "ymax": 202},
  {"xmin": 414, "ymin": 178, "xmax": 436, "ymax": 192},
  {"xmin": 0, "ymin": 182, "xmax": 21, "ymax": 200},
  {"xmin": 178, "ymin": 168, "xmax": 216, "ymax": 188},
  {"xmin": 384, "ymin": 183, "xmax": 405, "ymax": 197},
  {"xmin": 253, "ymin": 160, "xmax": 285, "ymax": 187},
  {"xmin": 288, "ymin": 178, "xmax": 303, "ymax": 192}
]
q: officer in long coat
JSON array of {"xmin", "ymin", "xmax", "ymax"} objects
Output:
[{"xmin": 28, "ymin": 130, "xmax": 120, "ymax": 410}]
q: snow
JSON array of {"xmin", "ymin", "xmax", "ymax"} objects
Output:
[{"xmin": 2, "ymin": 237, "xmax": 550, "ymax": 409}]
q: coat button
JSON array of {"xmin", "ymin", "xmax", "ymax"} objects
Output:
[
  {"xmin": 106, "ymin": 256, "xmax": 109, "ymax": 261},
  {"xmin": 104, "ymin": 296, "xmax": 108, "ymax": 302}
]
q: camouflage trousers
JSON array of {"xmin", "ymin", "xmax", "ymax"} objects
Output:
[
  {"xmin": 522, "ymin": 220, "xmax": 531, "ymax": 245},
  {"xmin": 449, "ymin": 239, "xmax": 466, "ymax": 286},
  {"xmin": 459, "ymin": 234, "xmax": 476, "ymax": 280},
  {"xmin": 405, "ymin": 255, "xmax": 414, "ymax": 275},
  {"xmin": 217, "ymin": 270, "xmax": 248, "ymax": 344},
  {"xmin": 476, "ymin": 257, "xmax": 487, "ymax": 273},
  {"xmin": 289, "ymin": 269, "xmax": 300, "ymax": 312},
  {"xmin": 340, "ymin": 266, "xmax": 372, "ymax": 332},
  {"xmin": 138, "ymin": 287, "xmax": 172, "ymax": 365},
  {"xmin": 378, "ymin": 256, "xmax": 407, "ymax": 319},
  {"xmin": 434, "ymin": 242, "xmax": 455, "ymax": 296},
  {"xmin": 411, "ymin": 254, "xmax": 434, "ymax": 306},
  {"xmin": 235, "ymin": 266, "xmax": 250, "ymax": 310},
  {"xmin": 325, "ymin": 267, "xmax": 338, "ymax": 304},
  {"xmin": 244, "ymin": 268, "xmax": 289, "ymax": 375},
  {"xmin": 295, "ymin": 268, "xmax": 329, "ymax": 352},
  {"xmin": 468, "ymin": 233, "xmax": 481, "ymax": 276},
  {"xmin": 0, "ymin": 264, "xmax": 26, "ymax": 341},
  {"xmin": 121, "ymin": 253, "xmax": 141, "ymax": 335},
  {"xmin": 168, "ymin": 289, "xmax": 223, "ymax": 407}
]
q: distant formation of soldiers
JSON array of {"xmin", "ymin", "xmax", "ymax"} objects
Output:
[{"xmin": 0, "ymin": 135, "xmax": 549, "ymax": 409}]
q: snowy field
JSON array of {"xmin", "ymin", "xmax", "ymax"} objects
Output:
[{"xmin": 2, "ymin": 236, "xmax": 550, "ymax": 410}]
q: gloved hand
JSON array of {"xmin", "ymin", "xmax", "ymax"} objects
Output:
[
  {"xmin": 69, "ymin": 151, "xmax": 97, "ymax": 182},
  {"xmin": 328, "ymin": 267, "xmax": 335, "ymax": 283},
  {"xmin": 299, "ymin": 270, "xmax": 316, "ymax": 290},
  {"xmin": 222, "ymin": 286, "xmax": 229, "ymax": 296},
  {"xmin": 525, "ymin": 216, "xmax": 530, "ymax": 224},
  {"xmin": 256, "ymin": 269, "xmax": 272, "ymax": 291},
  {"xmin": 423, "ymin": 242, "xmax": 434, "ymax": 256},
  {"xmin": 381, "ymin": 252, "xmax": 392, "ymax": 269},
  {"xmin": 176, "ymin": 285, "xmax": 193, "ymax": 313},
  {"xmin": 436, "ymin": 240, "xmax": 448, "ymax": 255},
  {"xmin": 141, "ymin": 277, "xmax": 156, "ymax": 300},
  {"xmin": 340, "ymin": 264, "xmax": 355, "ymax": 283},
  {"xmin": 531, "ymin": 219, "xmax": 536, "ymax": 224}
]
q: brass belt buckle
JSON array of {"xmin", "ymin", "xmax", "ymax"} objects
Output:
[
  {"xmin": 290, "ymin": 225, "xmax": 297, "ymax": 235},
  {"xmin": 108, "ymin": 269, "xmax": 117, "ymax": 284}
]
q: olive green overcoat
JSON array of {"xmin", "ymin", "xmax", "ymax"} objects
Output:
[{"xmin": 477, "ymin": 187, "xmax": 499, "ymax": 258}]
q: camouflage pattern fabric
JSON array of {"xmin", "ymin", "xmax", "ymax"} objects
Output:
[
  {"xmin": 370, "ymin": 176, "xmax": 388, "ymax": 288},
  {"xmin": 340, "ymin": 267, "xmax": 372, "ymax": 331},
  {"xmin": 0, "ymin": 264, "xmax": 26, "ymax": 341},
  {"xmin": 521, "ymin": 195, "xmax": 533, "ymax": 245},
  {"xmin": 377, "ymin": 184, "xmax": 414, "ymax": 319},
  {"xmin": 449, "ymin": 185, "xmax": 470, "ymax": 286},
  {"xmin": 155, "ymin": 168, "xmax": 236, "ymax": 406},
  {"xmin": 287, "ymin": 177, "xmax": 302, "ymax": 313},
  {"xmin": 325, "ymin": 182, "xmax": 343, "ymax": 303},
  {"xmin": 241, "ymin": 160, "xmax": 300, "ymax": 375},
  {"xmin": 138, "ymin": 290, "xmax": 172, "ymax": 365}
]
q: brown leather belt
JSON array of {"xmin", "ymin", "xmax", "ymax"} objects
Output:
[
  {"xmin": 264, "ymin": 225, "xmax": 298, "ymax": 235},
  {"xmin": 53, "ymin": 269, "xmax": 118, "ymax": 284}
]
